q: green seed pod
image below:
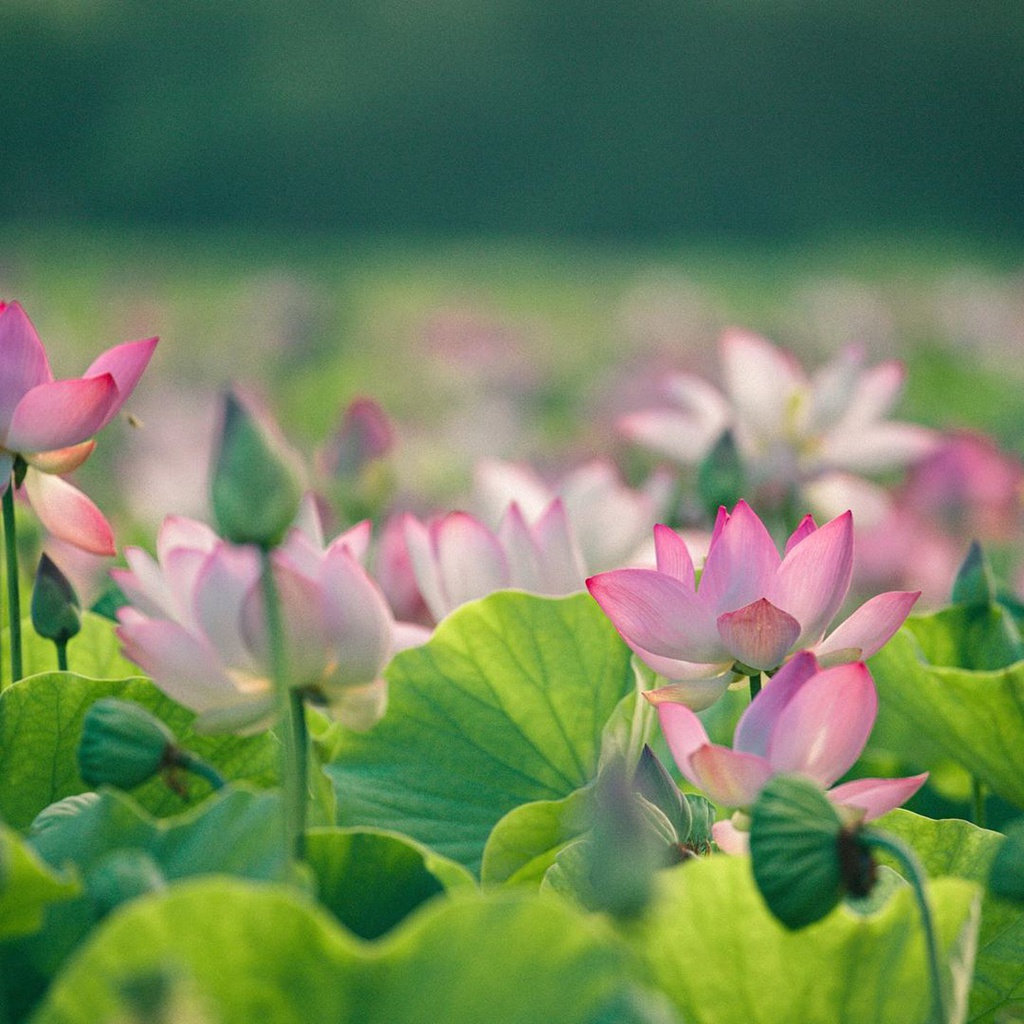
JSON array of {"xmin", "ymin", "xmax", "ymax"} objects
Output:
[
  {"xmin": 86, "ymin": 849, "xmax": 166, "ymax": 917},
  {"xmin": 31, "ymin": 553, "xmax": 82, "ymax": 645},
  {"xmin": 210, "ymin": 388, "xmax": 304, "ymax": 549},
  {"xmin": 749, "ymin": 775, "xmax": 848, "ymax": 930},
  {"xmin": 78, "ymin": 699, "xmax": 177, "ymax": 790}
]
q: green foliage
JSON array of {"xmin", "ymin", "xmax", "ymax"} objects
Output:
[
  {"xmin": 869, "ymin": 619, "xmax": 1024, "ymax": 808},
  {"xmin": 0, "ymin": 824, "xmax": 79, "ymax": 940},
  {"xmin": 30, "ymin": 880, "xmax": 673, "ymax": 1024},
  {"xmin": 325, "ymin": 592, "xmax": 634, "ymax": 875},
  {"xmin": 622, "ymin": 854, "xmax": 980, "ymax": 1024},
  {"xmin": 0, "ymin": 672, "xmax": 278, "ymax": 829}
]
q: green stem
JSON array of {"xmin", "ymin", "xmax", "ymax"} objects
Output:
[
  {"xmin": 177, "ymin": 751, "xmax": 227, "ymax": 791},
  {"xmin": 260, "ymin": 550, "xmax": 306, "ymax": 865},
  {"xmin": 56, "ymin": 640, "xmax": 68, "ymax": 673},
  {"xmin": 749, "ymin": 672, "xmax": 762, "ymax": 701},
  {"xmin": 971, "ymin": 778, "xmax": 987, "ymax": 830},
  {"xmin": 861, "ymin": 830, "xmax": 947, "ymax": 1024},
  {"xmin": 2, "ymin": 483, "xmax": 22, "ymax": 683}
]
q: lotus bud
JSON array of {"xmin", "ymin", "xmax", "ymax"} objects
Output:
[
  {"xmin": 31, "ymin": 554, "xmax": 82, "ymax": 645},
  {"xmin": 210, "ymin": 388, "xmax": 303, "ymax": 549},
  {"xmin": 319, "ymin": 397, "xmax": 395, "ymax": 478},
  {"xmin": 78, "ymin": 698, "xmax": 177, "ymax": 790},
  {"xmin": 950, "ymin": 541, "xmax": 998, "ymax": 607},
  {"xmin": 697, "ymin": 430, "xmax": 745, "ymax": 519}
]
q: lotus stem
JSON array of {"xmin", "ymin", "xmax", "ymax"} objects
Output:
[
  {"xmin": 971, "ymin": 778, "xmax": 986, "ymax": 830},
  {"xmin": 2, "ymin": 482, "xmax": 22, "ymax": 683},
  {"xmin": 176, "ymin": 750, "xmax": 227, "ymax": 791}
]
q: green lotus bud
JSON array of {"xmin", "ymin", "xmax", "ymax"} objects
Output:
[
  {"xmin": 31, "ymin": 554, "xmax": 82, "ymax": 645},
  {"xmin": 697, "ymin": 430, "xmax": 746, "ymax": 519},
  {"xmin": 210, "ymin": 388, "xmax": 304, "ymax": 549},
  {"xmin": 951, "ymin": 541, "xmax": 998, "ymax": 607},
  {"xmin": 78, "ymin": 699, "xmax": 177, "ymax": 790},
  {"xmin": 749, "ymin": 775, "xmax": 852, "ymax": 930},
  {"xmin": 990, "ymin": 818, "xmax": 1024, "ymax": 903},
  {"xmin": 85, "ymin": 849, "xmax": 166, "ymax": 917},
  {"xmin": 634, "ymin": 744, "xmax": 691, "ymax": 841},
  {"xmin": 684, "ymin": 794, "xmax": 716, "ymax": 854}
]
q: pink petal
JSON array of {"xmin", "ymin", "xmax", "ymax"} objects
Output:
[
  {"xmin": 434, "ymin": 512, "xmax": 509, "ymax": 611},
  {"xmin": 23, "ymin": 440, "xmax": 95, "ymax": 475},
  {"xmin": 112, "ymin": 547, "xmax": 175, "ymax": 618},
  {"xmin": 654, "ymin": 523, "xmax": 695, "ymax": 588},
  {"xmin": 472, "ymin": 458, "xmax": 551, "ymax": 523},
  {"xmin": 835, "ymin": 360, "xmax": 905, "ymax": 428},
  {"xmin": 587, "ymin": 568, "xmax": 725, "ymax": 663},
  {"xmin": 814, "ymin": 590, "xmax": 920, "ymax": 663},
  {"xmin": 499, "ymin": 502, "xmax": 544, "ymax": 592},
  {"xmin": 765, "ymin": 661, "xmax": 877, "ymax": 786},
  {"xmin": 402, "ymin": 513, "xmax": 448, "ymax": 623},
  {"xmin": 292, "ymin": 492, "xmax": 327, "ymax": 548},
  {"xmin": 769, "ymin": 510, "xmax": 853, "ymax": 647},
  {"xmin": 733, "ymin": 650, "xmax": 820, "ymax": 757},
  {"xmin": 157, "ymin": 516, "xmax": 219, "ymax": 564},
  {"xmin": 0, "ymin": 302, "xmax": 52, "ymax": 430},
  {"xmin": 192, "ymin": 543, "xmax": 262, "ymax": 668},
  {"xmin": 6, "ymin": 374, "xmax": 117, "ymax": 453},
  {"xmin": 688, "ymin": 744, "xmax": 774, "ymax": 808},
  {"xmin": 618, "ymin": 401, "xmax": 724, "ymax": 464},
  {"xmin": 530, "ymin": 498, "xmax": 585, "ymax": 594},
  {"xmin": 783, "ymin": 514, "xmax": 817, "ymax": 555},
  {"xmin": 393, "ymin": 620, "xmax": 432, "ymax": 651},
  {"xmin": 84, "ymin": 336, "xmax": 158, "ymax": 429},
  {"xmin": 716, "ymin": 597, "xmax": 801, "ymax": 670},
  {"xmin": 328, "ymin": 677, "xmax": 389, "ymax": 731},
  {"xmin": 720, "ymin": 329, "xmax": 806, "ymax": 438},
  {"xmin": 712, "ymin": 818, "xmax": 750, "ymax": 855},
  {"xmin": 652, "ymin": 700, "xmax": 713, "ymax": 777},
  {"xmin": 828, "ymin": 773, "xmax": 928, "ymax": 821},
  {"xmin": 699, "ymin": 500, "xmax": 781, "ymax": 616},
  {"xmin": 330, "ymin": 520, "xmax": 373, "ymax": 564},
  {"xmin": 23, "ymin": 468, "xmax": 115, "ymax": 555},
  {"xmin": 820, "ymin": 422, "xmax": 940, "ymax": 474}
]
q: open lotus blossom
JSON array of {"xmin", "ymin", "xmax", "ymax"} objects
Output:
[
  {"xmin": 0, "ymin": 300, "xmax": 157, "ymax": 554},
  {"xmin": 619, "ymin": 329, "xmax": 938, "ymax": 518},
  {"xmin": 402, "ymin": 502, "xmax": 585, "ymax": 624},
  {"xmin": 587, "ymin": 500, "xmax": 919, "ymax": 709},
  {"xmin": 472, "ymin": 457, "xmax": 667, "ymax": 573},
  {"xmin": 114, "ymin": 513, "xmax": 397, "ymax": 733},
  {"xmin": 653, "ymin": 652, "xmax": 928, "ymax": 853}
]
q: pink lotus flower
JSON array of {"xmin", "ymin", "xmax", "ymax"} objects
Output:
[
  {"xmin": 403, "ymin": 502, "xmax": 585, "ymax": 623},
  {"xmin": 652, "ymin": 651, "xmax": 928, "ymax": 852},
  {"xmin": 0, "ymin": 301, "xmax": 157, "ymax": 554},
  {"xmin": 114, "ymin": 513, "xmax": 396, "ymax": 733},
  {"xmin": 587, "ymin": 501, "xmax": 918, "ymax": 708},
  {"xmin": 619, "ymin": 329, "xmax": 937, "ymax": 517}
]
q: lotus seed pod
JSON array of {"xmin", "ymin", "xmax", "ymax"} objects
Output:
[{"xmin": 78, "ymin": 698, "xmax": 177, "ymax": 790}]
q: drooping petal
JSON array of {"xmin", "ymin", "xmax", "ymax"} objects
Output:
[
  {"xmin": 587, "ymin": 568, "xmax": 725, "ymax": 663},
  {"xmin": 643, "ymin": 672, "xmax": 735, "ymax": 712},
  {"xmin": 698, "ymin": 500, "xmax": 781, "ymax": 616},
  {"xmin": 716, "ymin": 597, "xmax": 801, "ymax": 670},
  {"xmin": 23, "ymin": 440, "xmax": 95, "ymax": 476},
  {"xmin": 814, "ymin": 590, "xmax": 920, "ymax": 663},
  {"xmin": 327, "ymin": 677, "xmax": 389, "ymax": 732},
  {"xmin": 733, "ymin": 650, "xmax": 820, "ymax": 757},
  {"xmin": 770, "ymin": 510, "xmax": 853, "ymax": 647},
  {"xmin": 23, "ymin": 468, "xmax": 115, "ymax": 556},
  {"xmin": 653, "ymin": 523, "xmax": 695, "ymax": 588},
  {"xmin": 6, "ymin": 374, "xmax": 117, "ymax": 453},
  {"xmin": 652, "ymin": 700, "xmax": 713, "ymax": 778},
  {"xmin": 827, "ymin": 773, "xmax": 928, "ymax": 821},
  {"xmin": 687, "ymin": 744, "xmax": 774, "ymax": 808},
  {"xmin": 765, "ymin": 661, "xmax": 877, "ymax": 786},
  {"xmin": 0, "ymin": 301, "xmax": 53, "ymax": 430},
  {"xmin": 83, "ymin": 336, "xmax": 159, "ymax": 429}
]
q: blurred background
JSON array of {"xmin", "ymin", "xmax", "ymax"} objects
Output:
[{"xmin": 2, "ymin": 0, "xmax": 1023, "ymax": 536}]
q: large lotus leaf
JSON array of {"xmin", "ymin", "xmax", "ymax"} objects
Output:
[
  {"xmin": 305, "ymin": 826, "xmax": 474, "ymax": 939},
  {"xmin": 622, "ymin": 853, "xmax": 980, "ymax": 1024},
  {"xmin": 878, "ymin": 808, "xmax": 1024, "ymax": 1022},
  {"xmin": 869, "ymin": 621, "xmax": 1024, "ymax": 808},
  {"xmin": 0, "ymin": 673, "xmax": 278, "ymax": 828},
  {"xmin": 1, "ymin": 612, "xmax": 139, "ymax": 688},
  {"xmin": 0, "ymin": 824, "xmax": 79, "ymax": 940},
  {"xmin": 325, "ymin": 592, "xmax": 633, "ymax": 875},
  {"xmin": 30, "ymin": 879, "xmax": 677, "ymax": 1024}
]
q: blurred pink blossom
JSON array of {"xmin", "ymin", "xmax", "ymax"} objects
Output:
[
  {"xmin": 652, "ymin": 651, "xmax": 927, "ymax": 853},
  {"xmin": 0, "ymin": 300, "xmax": 157, "ymax": 554},
  {"xmin": 114, "ymin": 513, "xmax": 397, "ymax": 734},
  {"xmin": 317, "ymin": 397, "xmax": 396, "ymax": 479},
  {"xmin": 587, "ymin": 501, "xmax": 918, "ymax": 709}
]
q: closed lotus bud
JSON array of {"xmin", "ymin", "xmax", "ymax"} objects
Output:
[
  {"xmin": 749, "ymin": 774, "xmax": 853, "ymax": 930},
  {"xmin": 78, "ymin": 699, "xmax": 177, "ymax": 790},
  {"xmin": 951, "ymin": 541, "xmax": 998, "ymax": 607},
  {"xmin": 31, "ymin": 554, "xmax": 82, "ymax": 645},
  {"xmin": 86, "ymin": 849, "xmax": 166, "ymax": 917},
  {"xmin": 319, "ymin": 397, "xmax": 395, "ymax": 479},
  {"xmin": 210, "ymin": 388, "xmax": 303, "ymax": 549}
]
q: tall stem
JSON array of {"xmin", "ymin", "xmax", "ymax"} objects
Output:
[
  {"xmin": 2, "ymin": 483, "xmax": 22, "ymax": 683},
  {"xmin": 56, "ymin": 640, "xmax": 68, "ymax": 673},
  {"xmin": 971, "ymin": 778, "xmax": 987, "ymax": 830},
  {"xmin": 749, "ymin": 672, "xmax": 763, "ymax": 701},
  {"xmin": 260, "ymin": 550, "xmax": 306, "ymax": 865},
  {"xmin": 861, "ymin": 830, "xmax": 948, "ymax": 1024}
]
